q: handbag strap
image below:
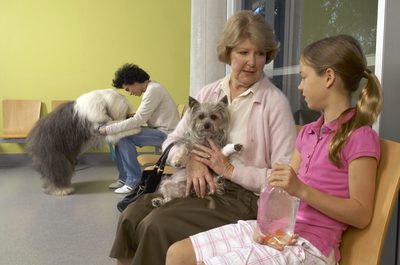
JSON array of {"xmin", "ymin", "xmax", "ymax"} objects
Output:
[{"xmin": 154, "ymin": 143, "xmax": 174, "ymax": 173}]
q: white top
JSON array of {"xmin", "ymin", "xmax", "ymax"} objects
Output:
[
  {"xmin": 220, "ymin": 74, "xmax": 260, "ymax": 165},
  {"xmin": 105, "ymin": 81, "xmax": 180, "ymax": 135}
]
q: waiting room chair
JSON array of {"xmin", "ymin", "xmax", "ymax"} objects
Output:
[
  {"xmin": 339, "ymin": 138, "xmax": 400, "ymax": 265},
  {"xmin": 0, "ymin": 99, "xmax": 42, "ymax": 143},
  {"xmin": 51, "ymin": 100, "xmax": 70, "ymax": 111},
  {"xmin": 137, "ymin": 103, "xmax": 187, "ymax": 171},
  {"xmin": 295, "ymin": 125, "xmax": 302, "ymax": 134},
  {"xmin": 176, "ymin": 103, "xmax": 187, "ymax": 120}
]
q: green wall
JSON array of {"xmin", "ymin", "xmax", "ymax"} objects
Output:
[{"xmin": 0, "ymin": 0, "xmax": 191, "ymax": 153}]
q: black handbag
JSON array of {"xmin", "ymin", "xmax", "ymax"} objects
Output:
[{"xmin": 117, "ymin": 143, "xmax": 174, "ymax": 212}]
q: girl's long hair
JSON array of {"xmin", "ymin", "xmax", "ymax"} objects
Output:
[{"xmin": 302, "ymin": 35, "xmax": 383, "ymax": 167}]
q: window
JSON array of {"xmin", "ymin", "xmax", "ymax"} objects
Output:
[{"xmin": 241, "ymin": 0, "xmax": 378, "ymax": 124}]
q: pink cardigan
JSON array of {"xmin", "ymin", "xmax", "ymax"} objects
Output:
[{"xmin": 163, "ymin": 75, "xmax": 296, "ymax": 193}]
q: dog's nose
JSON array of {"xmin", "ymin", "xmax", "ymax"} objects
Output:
[{"xmin": 204, "ymin": 123, "xmax": 210, "ymax": 130}]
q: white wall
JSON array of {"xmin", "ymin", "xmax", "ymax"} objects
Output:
[
  {"xmin": 377, "ymin": 0, "xmax": 400, "ymax": 263},
  {"xmin": 190, "ymin": 0, "xmax": 227, "ymax": 97}
]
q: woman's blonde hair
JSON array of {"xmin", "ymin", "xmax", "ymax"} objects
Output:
[
  {"xmin": 217, "ymin": 10, "xmax": 279, "ymax": 65},
  {"xmin": 302, "ymin": 35, "xmax": 383, "ymax": 167}
]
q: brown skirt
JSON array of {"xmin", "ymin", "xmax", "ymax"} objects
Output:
[{"xmin": 109, "ymin": 180, "xmax": 259, "ymax": 265}]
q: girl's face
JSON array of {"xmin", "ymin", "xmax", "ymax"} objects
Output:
[
  {"xmin": 229, "ymin": 38, "xmax": 266, "ymax": 89},
  {"xmin": 298, "ymin": 59, "xmax": 329, "ymax": 111},
  {"xmin": 123, "ymin": 82, "xmax": 146, "ymax": 96}
]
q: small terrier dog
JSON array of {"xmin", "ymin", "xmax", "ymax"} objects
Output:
[{"xmin": 151, "ymin": 96, "xmax": 243, "ymax": 207}]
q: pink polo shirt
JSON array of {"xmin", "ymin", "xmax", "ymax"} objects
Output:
[{"xmin": 294, "ymin": 112, "xmax": 380, "ymax": 262}]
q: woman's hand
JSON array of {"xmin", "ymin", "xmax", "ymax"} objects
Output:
[
  {"xmin": 192, "ymin": 139, "xmax": 234, "ymax": 179},
  {"xmin": 186, "ymin": 154, "xmax": 216, "ymax": 198}
]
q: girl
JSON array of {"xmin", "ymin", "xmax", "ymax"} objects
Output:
[{"xmin": 166, "ymin": 34, "xmax": 383, "ymax": 265}]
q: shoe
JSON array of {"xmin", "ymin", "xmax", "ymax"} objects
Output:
[
  {"xmin": 109, "ymin": 180, "xmax": 124, "ymax": 189},
  {"xmin": 114, "ymin": 185, "xmax": 133, "ymax": 194}
]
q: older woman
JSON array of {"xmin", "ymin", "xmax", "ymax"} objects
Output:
[{"xmin": 109, "ymin": 10, "xmax": 296, "ymax": 265}]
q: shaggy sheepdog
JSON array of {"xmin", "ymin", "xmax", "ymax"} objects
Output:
[{"xmin": 26, "ymin": 89, "xmax": 140, "ymax": 195}]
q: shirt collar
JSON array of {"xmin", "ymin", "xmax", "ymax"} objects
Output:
[
  {"xmin": 307, "ymin": 108, "xmax": 355, "ymax": 135},
  {"xmin": 220, "ymin": 73, "xmax": 262, "ymax": 102}
]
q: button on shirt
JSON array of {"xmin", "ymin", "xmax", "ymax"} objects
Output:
[{"xmin": 294, "ymin": 111, "xmax": 380, "ymax": 262}]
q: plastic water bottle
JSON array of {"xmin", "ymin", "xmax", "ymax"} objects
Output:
[{"xmin": 253, "ymin": 162, "xmax": 300, "ymax": 248}]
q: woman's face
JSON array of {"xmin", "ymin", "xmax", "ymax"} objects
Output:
[
  {"xmin": 123, "ymin": 82, "xmax": 146, "ymax": 96},
  {"xmin": 229, "ymin": 38, "xmax": 266, "ymax": 89},
  {"xmin": 298, "ymin": 59, "xmax": 329, "ymax": 111}
]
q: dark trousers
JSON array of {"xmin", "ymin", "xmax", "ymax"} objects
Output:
[{"xmin": 109, "ymin": 181, "xmax": 259, "ymax": 265}]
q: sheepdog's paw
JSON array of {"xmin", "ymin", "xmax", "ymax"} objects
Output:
[
  {"xmin": 46, "ymin": 186, "xmax": 75, "ymax": 196},
  {"xmin": 105, "ymin": 126, "xmax": 141, "ymax": 144},
  {"xmin": 151, "ymin": 197, "xmax": 165, "ymax": 207}
]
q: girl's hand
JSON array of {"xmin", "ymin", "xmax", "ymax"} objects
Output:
[
  {"xmin": 186, "ymin": 154, "xmax": 215, "ymax": 197},
  {"xmin": 192, "ymin": 139, "xmax": 234, "ymax": 179},
  {"xmin": 267, "ymin": 163, "xmax": 303, "ymax": 197}
]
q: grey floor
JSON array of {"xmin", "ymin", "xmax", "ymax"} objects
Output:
[{"xmin": 0, "ymin": 155, "xmax": 124, "ymax": 265}]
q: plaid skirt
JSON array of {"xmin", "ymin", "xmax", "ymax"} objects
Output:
[
  {"xmin": 109, "ymin": 180, "xmax": 259, "ymax": 265},
  {"xmin": 191, "ymin": 220, "xmax": 336, "ymax": 265}
]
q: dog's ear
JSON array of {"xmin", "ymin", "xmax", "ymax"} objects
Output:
[
  {"xmin": 219, "ymin": 95, "xmax": 228, "ymax": 106},
  {"xmin": 188, "ymin": 96, "xmax": 200, "ymax": 109}
]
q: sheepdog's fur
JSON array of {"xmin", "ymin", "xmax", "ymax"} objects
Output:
[
  {"xmin": 151, "ymin": 96, "xmax": 243, "ymax": 207},
  {"xmin": 26, "ymin": 89, "xmax": 140, "ymax": 196}
]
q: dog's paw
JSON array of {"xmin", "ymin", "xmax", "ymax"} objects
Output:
[
  {"xmin": 171, "ymin": 156, "xmax": 184, "ymax": 168},
  {"xmin": 215, "ymin": 188, "xmax": 225, "ymax": 195},
  {"xmin": 105, "ymin": 127, "xmax": 141, "ymax": 144},
  {"xmin": 234, "ymin": 144, "xmax": 243, "ymax": 152},
  {"xmin": 170, "ymin": 146, "xmax": 190, "ymax": 168},
  {"xmin": 221, "ymin": 143, "xmax": 243, "ymax": 156},
  {"xmin": 151, "ymin": 197, "xmax": 164, "ymax": 207},
  {"xmin": 47, "ymin": 186, "xmax": 75, "ymax": 196},
  {"xmin": 215, "ymin": 176, "xmax": 225, "ymax": 195}
]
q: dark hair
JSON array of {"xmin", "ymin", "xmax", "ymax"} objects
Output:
[
  {"xmin": 112, "ymin": 63, "xmax": 150, "ymax": 88},
  {"xmin": 302, "ymin": 35, "xmax": 383, "ymax": 167}
]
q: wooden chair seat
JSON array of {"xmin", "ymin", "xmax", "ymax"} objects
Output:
[
  {"xmin": 144, "ymin": 165, "xmax": 176, "ymax": 175},
  {"xmin": 138, "ymin": 154, "xmax": 164, "ymax": 167},
  {"xmin": 177, "ymin": 103, "xmax": 187, "ymax": 119},
  {"xmin": 0, "ymin": 99, "xmax": 41, "ymax": 142},
  {"xmin": 51, "ymin": 100, "xmax": 71, "ymax": 111}
]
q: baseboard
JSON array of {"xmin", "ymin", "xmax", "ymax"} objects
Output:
[
  {"xmin": 0, "ymin": 153, "xmax": 116, "ymax": 167},
  {"xmin": 0, "ymin": 154, "xmax": 32, "ymax": 167}
]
